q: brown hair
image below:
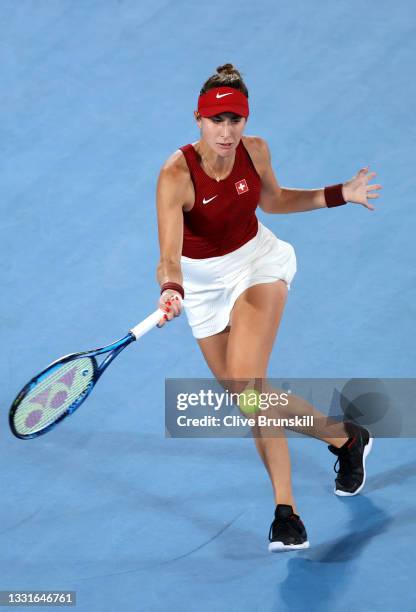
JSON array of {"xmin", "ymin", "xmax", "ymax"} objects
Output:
[{"xmin": 200, "ymin": 63, "xmax": 249, "ymax": 98}]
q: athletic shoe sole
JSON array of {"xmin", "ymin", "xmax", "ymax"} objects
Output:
[
  {"xmin": 268, "ymin": 540, "xmax": 310, "ymax": 552},
  {"xmin": 335, "ymin": 436, "xmax": 374, "ymax": 496}
]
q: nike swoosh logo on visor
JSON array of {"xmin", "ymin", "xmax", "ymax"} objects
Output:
[
  {"xmin": 216, "ymin": 92, "xmax": 233, "ymax": 99},
  {"xmin": 202, "ymin": 195, "xmax": 218, "ymax": 204}
]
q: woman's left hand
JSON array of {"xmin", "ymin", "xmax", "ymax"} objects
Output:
[{"xmin": 342, "ymin": 166, "xmax": 382, "ymax": 211}]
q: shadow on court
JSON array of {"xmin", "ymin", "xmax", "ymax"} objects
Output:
[{"xmin": 278, "ymin": 498, "xmax": 392, "ymax": 612}]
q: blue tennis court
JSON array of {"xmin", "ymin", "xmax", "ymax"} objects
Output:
[{"xmin": 1, "ymin": 1, "xmax": 415, "ymax": 610}]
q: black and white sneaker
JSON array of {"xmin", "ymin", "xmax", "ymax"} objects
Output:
[
  {"xmin": 268, "ymin": 504, "xmax": 310, "ymax": 552},
  {"xmin": 328, "ymin": 422, "xmax": 373, "ymax": 496}
]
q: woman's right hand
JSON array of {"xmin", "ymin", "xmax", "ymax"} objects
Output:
[{"xmin": 157, "ymin": 290, "xmax": 183, "ymax": 328}]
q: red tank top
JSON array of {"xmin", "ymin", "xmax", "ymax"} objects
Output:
[{"xmin": 180, "ymin": 139, "xmax": 261, "ymax": 258}]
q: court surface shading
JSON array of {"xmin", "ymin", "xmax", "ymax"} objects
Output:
[{"xmin": 1, "ymin": 1, "xmax": 415, "ymax": 610}]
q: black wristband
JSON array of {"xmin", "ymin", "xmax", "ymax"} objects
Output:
[{"xmin": 324, "ymin": 183, "xmax": 347, "ymax": 208}]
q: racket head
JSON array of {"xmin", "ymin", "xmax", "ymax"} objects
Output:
[{"xmin": 9, "ymin": 354, "xmax": 98, "ymax": 439}]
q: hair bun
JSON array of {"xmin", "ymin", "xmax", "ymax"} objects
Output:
[
  {"xmin": 200, "ymin": 64, "xmax": 248, "ymax": 98},
  {"xmin": 216, "ymin": 63, "xmax": 240, "ymax": 77}
]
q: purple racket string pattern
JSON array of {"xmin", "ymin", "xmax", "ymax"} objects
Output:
[{"xmin": 12, "ymin": 357, "xmax": 95, "ymax": 436}]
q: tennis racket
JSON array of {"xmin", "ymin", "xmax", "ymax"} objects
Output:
[{"xmin": 9, "ymin": 309, "xmax": 166, "ymax": 440}]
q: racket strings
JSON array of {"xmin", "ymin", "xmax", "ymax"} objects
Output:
[{"xmin": 12, "ymin": 357, "xmax": 95, "ymax": 436}]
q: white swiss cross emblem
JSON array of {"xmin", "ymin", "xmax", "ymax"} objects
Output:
[{"xmin": 235, "ymin": 178, "xmax": 249, "ymax": 195}]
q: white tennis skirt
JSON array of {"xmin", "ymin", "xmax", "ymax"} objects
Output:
[{"xmin": 180, "ymin": 222, "xmax": 297, "ymax": 339}]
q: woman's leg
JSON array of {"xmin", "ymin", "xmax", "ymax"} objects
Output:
[
  {"xmin": 197, "ymin": 280, "xmax": 351, "ymax": 511},
  {"xmin": 196, "ymin": 325, "xmax": 289, "ymax": 501},
  {"xmin": 223, "ymin": 281, "xmax": 351, "ymax": 447},
  {"xmin": 225, "ymin": 281, "xmax": 298, "ymax": 510},
  {"xmin": 198, "ymin": 280, "xmax": 299, "ymax": 511}
]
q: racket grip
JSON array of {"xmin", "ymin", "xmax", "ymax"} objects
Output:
[{"xmin": 129, "ymin": 309, "xmax": 167, "ymax": 340}]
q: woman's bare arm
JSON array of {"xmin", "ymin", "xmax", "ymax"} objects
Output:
[{"xmin": 156, "ymin": 162, "xmax": 188, "ymax": 287}]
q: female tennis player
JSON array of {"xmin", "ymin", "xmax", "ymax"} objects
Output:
[{"xmin": 155, "ymin": 64, "xmax": 381, "ymax": 552}]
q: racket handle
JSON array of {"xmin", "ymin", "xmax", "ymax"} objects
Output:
[{"xmin": 129, "ymin": 309, "xmax": 167, "ymax": 340}]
